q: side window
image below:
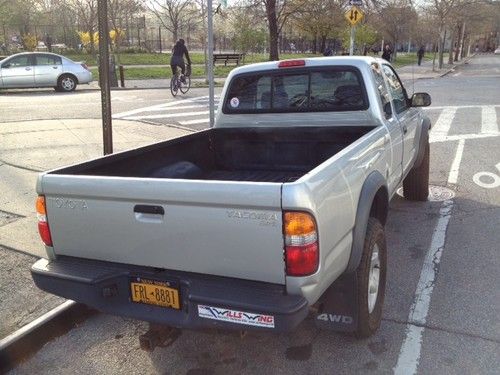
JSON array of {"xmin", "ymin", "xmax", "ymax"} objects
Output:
[
  {"xmin": 371, "ymin": 63, "xmax": 391, "ymax": 115},
  {"xmin": 381, "ymin": 65, "xmax": 408, "ymax": 114},
  {"xmin": 36, "ymin": 55, "xmax": 62, "ymax": 66},
  {"xmin": 3, "ymin": 56, "xmax": 31, "ymax": 68}
]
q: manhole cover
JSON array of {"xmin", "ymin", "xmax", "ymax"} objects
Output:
[
  {"xmin": 0, "ymin": 210, "xmax": 23, "ymax": 227},
  {"xmin": 397, "ymin": 185, "xmax": 455, "ymax": 202}
]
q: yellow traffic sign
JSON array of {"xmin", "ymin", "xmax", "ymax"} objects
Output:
[{"xmin": 345, "ymin": 6, "xmax": 364, "ymax": 26}]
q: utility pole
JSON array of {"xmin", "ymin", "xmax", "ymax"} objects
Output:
[
  {"xmin": 208, "ymin": 0, "xmax": 215, "ymax": 127},
  {"xmin": 97, "ymin": 0, "xmax": 113, "ymax": 155}
]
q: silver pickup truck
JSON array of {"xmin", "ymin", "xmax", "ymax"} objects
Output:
[{"xmin": 32, "ymin": 56, "xmax": 431, "ymax": 338}]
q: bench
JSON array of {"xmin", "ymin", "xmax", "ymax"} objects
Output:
[{"xmin": 213, "ymin": 53, "xmax": 245, "ymax": 66}]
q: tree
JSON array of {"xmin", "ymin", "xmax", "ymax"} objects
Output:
[
  {"xmin": 149, "ymin": 0, "xmax": 193, "ymax": 44},
  {"xmin": 70, "ymin": 0, "xmax": 98, "ymax": 55}
]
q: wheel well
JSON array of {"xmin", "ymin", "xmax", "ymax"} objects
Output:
[
  {"xmin": 369, "ymin": 187, "xmax": 389, "ymax": 226},
  {"xmin": 59, "ymin": 73, "xmax": 78, "ymax": 84}
]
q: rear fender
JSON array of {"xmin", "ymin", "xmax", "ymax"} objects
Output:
[{"xmin": 345, "ymin": 171, "xmax": 388, "ymax": 273}]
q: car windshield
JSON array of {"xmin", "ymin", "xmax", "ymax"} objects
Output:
[{"xmin": 224, "ymin": 67, "xmax": 368, "ymax": 114}]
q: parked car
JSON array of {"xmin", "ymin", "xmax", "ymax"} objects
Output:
[{"xmin": 0, "ymin": 52, "xmax": 92, "ymax": 92}]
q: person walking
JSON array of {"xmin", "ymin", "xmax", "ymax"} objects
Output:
[
  {"xmin": 381, "ymin": 44, "xmax": 392, "ymax": 62},
  {"xmin": 170, "ymin": 39, "xmax": 191, "ymax": 83},
  {"xmin": 417, "ymin": 46, "xmax": 425, "ymax": 66}
]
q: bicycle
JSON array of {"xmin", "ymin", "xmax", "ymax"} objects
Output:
[{"xmin": 170, "ymin": 65, "xmax": 191, "ymax": 97}]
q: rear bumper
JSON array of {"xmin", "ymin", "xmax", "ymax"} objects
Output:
[{"xmin": 31, "ymin": 256, "xmax": 309, "ymax": 332}]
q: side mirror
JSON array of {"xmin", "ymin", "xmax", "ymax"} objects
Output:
[
  {"xmin": 411, "ymin": 93, "xmax": 431, "ymax": 107},
  {"xmin": 383, "ymin": 102, "xmax": 392, "ymax": 118}
]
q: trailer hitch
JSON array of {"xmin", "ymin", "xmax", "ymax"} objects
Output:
[{"xmin": 139, "ymin": 323, "xmax": 182, "ymax": 352}]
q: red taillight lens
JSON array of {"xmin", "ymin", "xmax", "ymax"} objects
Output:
[
  {"xmin": 285, "ymin": 243, "xmax": 319, "ymax": 276},
  {"xmin": 284, "ymin": 212, "xmax": 319, "ymax": 276},
  {"xmin": 36, "ymin": 196, "xmax": 53, "ymax": 246},
  {"xmin": 278, "ymin": 60, "xmax": 306, "ymax": 68},
  {"xmin": 38, "ymin": 222, "xmax": 53, "ymax": 246}
]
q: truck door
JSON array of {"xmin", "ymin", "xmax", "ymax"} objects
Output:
[
  {"xmin": 381, "ymin": 64, "xmax": 420, "ymax": 174},
  {"xmin": 370, "ymin": 63, "xmax": 403, "ymax": 192},
  {"xmin": 0, "ymin": 54, "xmax": 35, "ymax": 88}
]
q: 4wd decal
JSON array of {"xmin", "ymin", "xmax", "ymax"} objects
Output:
[{"xmin": 198, "ymin": 305, "xmax": 275, "ymax": 328}]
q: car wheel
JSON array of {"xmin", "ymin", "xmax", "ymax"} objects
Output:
[
  {"xmin": 403, "ymin": 140, "xmax": 430, "ymax": 201},
  {"xmin": 57, "ymin": 75, "xmax": 77, "ymax": 92},
  {"xmin": 355, "ymin": 217, "xmax": 387, "ymax": 338}
]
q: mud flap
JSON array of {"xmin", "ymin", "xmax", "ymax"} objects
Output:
[{"xmin": 315, "ymin": 272, "xmax": 358, "ymax": 332}]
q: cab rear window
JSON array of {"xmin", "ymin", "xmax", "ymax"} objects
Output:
[{"xmin": 223, "ymin": 67, "xmax": 368, "ymax": 114}]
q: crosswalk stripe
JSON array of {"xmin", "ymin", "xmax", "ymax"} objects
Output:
[
  {"xmin": 179, "ymin": 119, "xmax": 210, "ymax": 125},
  {"xmin": 481, "ymin": 106, "xmax": 498, "ymax": 134},
  {"xmin": 123, "ymin": 111, "xmax": 210, "ymax": 121},
  {"xmin": 430, "ymin": 107, "xmax": 456, "ymax": 141}
]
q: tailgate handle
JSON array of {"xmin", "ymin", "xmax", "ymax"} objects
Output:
[{"xmin": 134, "ymin": 205, "xmax": 164, "ymax": 215}]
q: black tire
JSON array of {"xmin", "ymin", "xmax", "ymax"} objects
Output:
[
  {"xmin": 57, "ymin": 74, "xmax": 77, "ymax": 92},
  {"xmin": 355, "ymin": 217, "xmax": 387, "ymax": 338},
  {"xmin": 403, "ymin": 140, "xmax": 430, "ymax": 201},
  {"xmin": 180, "ymin": 75, "xmax": 191, "ymax": 94},
  {"xmin": 170, "ymin": 76, "xmax": 178, "ymax": 97}
]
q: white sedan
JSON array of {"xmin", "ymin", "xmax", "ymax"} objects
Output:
[{"xmin": 0, "ymin": 52, "xmax": 93, "ymax": 92}]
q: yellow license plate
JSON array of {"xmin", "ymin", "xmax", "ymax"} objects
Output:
[{"xmin": 130, "ymin": 278, "xmax": 180, "ymax": 309}]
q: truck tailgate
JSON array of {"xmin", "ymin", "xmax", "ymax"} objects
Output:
[{"xmin": 41, "ymin": 175, "xmax": 285, "ymax": 284}]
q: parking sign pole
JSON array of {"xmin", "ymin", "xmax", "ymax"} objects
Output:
[
  {"xmin": 349, "ymin": 26, "xmax": 355, "ymax": 56},
  {"xmin": 207, "ymin": 0, "xmax": 215, "ymax": 128},
  {"xmin": 97, "ymin": 0, "xmax": 113, "ymax": 155}
]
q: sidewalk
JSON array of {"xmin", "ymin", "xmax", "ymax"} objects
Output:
[
  {"xmin": 0, "ymin": 118, "xmax": 190, "ymax": 340},
  {"xmin": 86, "ymin": 56, "xmax": 471, "ymax": 91}
]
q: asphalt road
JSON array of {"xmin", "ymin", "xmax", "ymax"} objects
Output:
[{"xmin": 1, "ymin": 54, "xmax": 499, "ymax": 374}]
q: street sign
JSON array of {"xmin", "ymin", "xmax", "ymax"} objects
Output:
[
  {"xmin": 348, "ymin": 0, "xmax": 363, "ymax": 5},
  {"xmin": 344, "ymin": 6, "xmax": 364, "ymax": 26}
]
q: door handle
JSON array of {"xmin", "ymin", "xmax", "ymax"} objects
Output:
[
  {"xmin": 52, "ymin": 66, "xmax": 58, "ymax": 69},
  {"xmin": 402, "ymin": 125, "xmax": 408, "ymax": 134},
  {"xmin": 25, "ymin": 67, "xmax": 32, "ymax": 71},
  {"xmin": 133, "ymin": 205, "xmax": 164, "ymax": 215}
]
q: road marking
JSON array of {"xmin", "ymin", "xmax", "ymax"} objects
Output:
[
  {"xmin": 394, "ymin": 200, "xmax": 454, "ymax": 375},
  {"xmin": 452, "ymin": 72, "xmax": 461, "ymax": 77},
  {"xmin": 481, "ymin": 106, "xmax": 498, "ymax": 134},
  {"xmin": 122, "ymin": 111, "xmax": 210, "ymax": 121},
  {"xmin": 394, "ymin": 139, "xmax": 462, "ymax": 375},
  {"xmin": 179, "ymin": 118, "xmax": 210, "ymax": 125},
  {"xmin": 447, "ymin": 139, "xmax": 465, "ymax": 184},
  {"xmin": 430, "ymin": 108, "xmax": 455, "ymax": 142},
  {"xmin": 473, "ymin": 162, "xmax": 500, "ymax": 189},
  {"xmin": 430, "ymin": 133, "xmax": 499, "ymax": 143}
]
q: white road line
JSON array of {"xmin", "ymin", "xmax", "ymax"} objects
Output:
[
  {"xmin": 394, "ymin": 139, "xmax": 462, "ymax": 374},
  {"xmin": 425, "ymin": 104, "xmax": 500, "ymax": 110},
  {"xmin": 481, "ymin": 106, "xmax": 498, "ymax": 134},
  {"xmin": 394, "ymin": 199, "xmax": 454, "ymax": 375},
  {"xmin": 430, "ymin": 108, "xmax": 456, "ymax": 141},
  {"xmin": 179, "ymin": 118, "xmax": 210, "ymax": 125},
  {"xmin": 447, "ymin": 139, "xmax": 465, "ymax": 184},
  {"xmin": 122, "ymin": 110, "xmax": 210, "ymax": 121},
  {"xmin": 430, "ymin": 132, "xmax": 499, "ymax": 143}
]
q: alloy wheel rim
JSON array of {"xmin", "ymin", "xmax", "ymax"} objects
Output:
[
  {"xmin": 368, "ymin": 243, "xmax": 380, "ymax": 314},
  {"xmin": 62, "ymin": 78, "xmax": 74, "ymax": 91}
]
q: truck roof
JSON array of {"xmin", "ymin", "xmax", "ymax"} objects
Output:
[{"xmin": 229, "ymin": 56, "xmax": 385, "ymax": 76}]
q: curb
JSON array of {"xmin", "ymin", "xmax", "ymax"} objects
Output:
[{"xmin": 0, "ymin": 301, "xmax": 96, "ymax": 373}]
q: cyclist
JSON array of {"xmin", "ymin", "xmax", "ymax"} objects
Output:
[{"xmin": 170, "ymin": 39, "xmax": 191, "ymax": 83}]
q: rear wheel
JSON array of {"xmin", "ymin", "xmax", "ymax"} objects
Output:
[
  {"xmin": 355, "ymin": 217, "xmax": 387, "ymax": 338},
  {"xmin": 403, "ymin": 140, "xmax": 430, "ymax": 201},
  {"xmin": 57, "ymin": 74, "xmax": 77, "ymax": 92},
  {"xmin": 170, "ymin": 76, "xmax": 178, "ymax": 97}
]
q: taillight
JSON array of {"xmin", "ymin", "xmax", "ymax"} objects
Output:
[
  {"xmin": 81, "ymin": 63, "xmax": 89, "ymax": 71},
  {"xmin": 284, "ymin": 212, "xmax": 319, "ymax": 276},
  {"xmin": 36, "ymin": 196, "xmax": 53, "ymax": 246},
  {"xmin": 278, "ymin": 59, "xmax": 306, "ymax": 68}
]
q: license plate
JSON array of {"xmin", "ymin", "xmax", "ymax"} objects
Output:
[{"xmin": 130, "ymin": 277, "xmax": 180, "ymax": 309}]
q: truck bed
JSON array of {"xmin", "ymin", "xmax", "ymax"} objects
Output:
[{"xmin": 53, "ymin": 127, "xmax": 374, "ymax": 182}]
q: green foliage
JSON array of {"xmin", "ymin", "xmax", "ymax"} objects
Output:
[{"xmin": 342, "ymin": 24, "xmax": 379, "ymax": 53}]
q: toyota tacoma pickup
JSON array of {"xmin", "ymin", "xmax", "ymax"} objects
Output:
[{"xmin": 32, "ymin": 56, "xmax": 431, "ymax": 337}]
